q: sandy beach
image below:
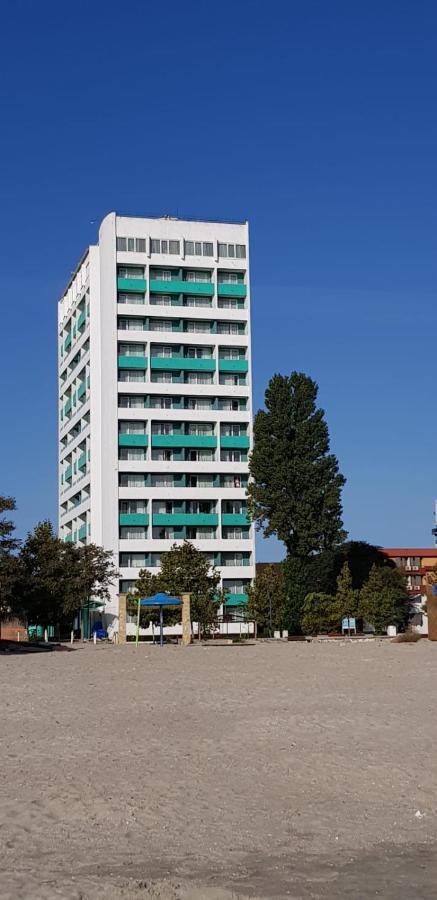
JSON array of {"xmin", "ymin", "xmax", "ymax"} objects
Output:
[{"xmin": 1, "ymin": 639, "xmax": 437, "ymax": 899}]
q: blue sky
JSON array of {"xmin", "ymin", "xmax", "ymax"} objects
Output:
[{"xmin": 1, "ymin": 0, "xmax": 436, "ymax": 560}]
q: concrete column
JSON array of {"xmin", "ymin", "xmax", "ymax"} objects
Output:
[
  {"xmin": 181, "ymin": 592, "xmax": 192, "ymax": 646},
  {"xmin": 118, "ymin": 593, "xmax": 127, "ymax": 644}
]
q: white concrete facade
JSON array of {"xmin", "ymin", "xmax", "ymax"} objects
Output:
[{"xmin": 58, "ymin": 213, "xmax": 255, "ymax": 628}]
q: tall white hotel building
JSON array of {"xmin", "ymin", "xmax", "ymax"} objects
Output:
[{"xmin": 58, "ymin": 213, "xmax": 255, "ymax": 631}]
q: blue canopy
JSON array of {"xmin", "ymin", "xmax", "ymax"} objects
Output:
[{"xmin": 139, "ymin": 592, "xmax": 182, "ymax": 607}]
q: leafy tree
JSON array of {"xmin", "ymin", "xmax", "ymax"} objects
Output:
[
  {"xmin": 307, "ymin": 541, "xmax": 395, "ymax": 596},
  {"xmin": 358, "ymin": 564, "xmax": 409, "ymax": 634},
  {"xmin": 332, "ymin": 562, "xmax": 358, "ymax": 625},
  {"xmin": 0, "ymin": 495, "xmax": 21, "ymax": 632},
  {"xmin": 301, "ymin": 592, "xmax": 338, "ymax": 635},
  {"xmin": 63, "ymin": 542, "xmax": 118, "ymax": 620},
  {"xmin": 246, "ymin": 563, "xmax": 287, "ymax": 635},
  {"xmin": 12, "ymin": 521, "xmax": 67, "ymax": 627},
  {"xmin": 248, "ymin": 372, "xmax": 346, "ymax": 632},
  {"xmin": 160, "ymin": 541, "xmax": 220, "ymax": 636},
  {"xmin": 127, "ymin": 569, "xmax": 176, "ymax": 628}
]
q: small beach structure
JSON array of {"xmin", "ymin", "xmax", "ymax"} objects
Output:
[{"xmin": 136, "ymin": 592, "xmax": 182, "ymax": 647}]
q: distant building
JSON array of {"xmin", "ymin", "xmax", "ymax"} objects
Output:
[{"xmin": 382, "ymin": 548, "xmax": 437, "ymax": 598}]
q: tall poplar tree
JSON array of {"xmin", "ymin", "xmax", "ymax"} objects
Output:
[{"xmin": 248, "ymin": 372, "xmax": 346, "ymax": 632}]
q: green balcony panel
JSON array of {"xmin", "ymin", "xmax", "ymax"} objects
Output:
[
  {"xmin": 149, "ymin": 279, "xmax": 214, "ymax": 296},
  {"xmin": 218, "ymin": 358, "xmax": 248, "ymax": 373},
  {"xmin": 78, "ymin": 452, "xmax": 87, "ymax": 469},
  {"xmin": 220, "ymin": 435, "xmax": 250, "ymax": 449},
  {"xmin": 150, "ymin": 356, "xmax": 215, "ymax": 371},
  {"xmin": 65, "ymin": 465, "xmax": 72, "ymax": 480},
  {"xmin": 77, "ymin": 310, "xmax": 86, "ymax": 329},
  {"xmin": 78, "ymin": 525, "xmax": 87, "ymax": 540},
  {"xmin": 64, "ymin": 334, "xmax": 72, "ymax": 351},
  {"xmin": 118, "ymin": 434, "xmax": 148, "ymax": 447},
  {"xmin": 217, "ymin": 283, "xmax": 247, "ymax": 299},
  {"xmin": 151, "ymin": 435, "xmax": 216, "ymax": 448},
  {"xmin": 118, "ymin": 356, "xmax": 147, "ymax": 369},
  {"xmin": 117, "ymin": 277, "xmax": 147, "ymax": 292},
  {"xmin": 224, "ymin": 593, "xmax": 248, "ymax": 607},
  {"xmin": 119, "ymin": 513, "xmax": 149, "ymax": 526},
  {"xmin": 222, "ymin": 513, "xmax": 250, "ymax": 526},
  {"xmin": 64, "ymin": 534, "xmax": 73, "ymax": 543},
  {"xmin": 152, "ymin": 513, "xmax": 218, "ymax": 527},
  {"xmin": 64, "ymin": 398, "xmax": 72, "ymax": 414},
  {"xmin": 77, "ymin": 381, "xmax": 86, "ymax": 399}
]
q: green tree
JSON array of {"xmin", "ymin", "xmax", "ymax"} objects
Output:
[
  {"xmin": 246, "ymin": 563, "xmax": 287, "ymax": 635},
  {"xmin": 127, "ymin": 569, "xmax": 175, "ymax": 629},
  {"xmin": 301, "ymin": 592, "xmax": 337, "ymax": 635},
  {"xmin": 160, "ymin": 541, "xmax": 220, "ymax": 636},
  {"xmin": 331, "ymin": 562, "xmax": 358, "ymax": 627},
  {"xmin": 307, "ymin": 541, "xmax": 395, "ymax": 597},
  {"xmin": 359, "ymin": 564, "xmax": 409, "ymax": 634},
  {"xmin": 248, "ymin": 373, "xmax": 346, "ymax": 632},
  {"xmin": 12, "ymin": 521, "xmax": 68, "ymax": 627},
  {"xmin": 0, "ymin": 495, "xmax": 21, "ymax": 632},
  {"xmin": 63, "ymin": 542, "xmax": 118, "ymax": 628}
]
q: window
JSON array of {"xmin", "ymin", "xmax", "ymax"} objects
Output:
[
  {"xmin": 152, "ymin": 423, "xmax": 173, "ymax": 435},
  {"xmin": 185, "ymin": 240, "xmax": 213, "ymax": 257},
  {"xmin": 150, "ymin": 553, "xmax": 161, "ymax": 566},
  {"xmin": 136, "ymin": 238, "xmax": 146, "ymax": 252},
  {"xmin": 221, "ymin": 450, "xmax": 241, "ymax": 462},
  {"xmin": 151, "ymin": 474, "xmax": 173, "ymax": 487},
  {"xmin": 151, "ymin": 239, "xmax": 161, "ymax": 253},
  {"xmin": 118, "ymin": 395, "xmax": 145, "ymax": 409},
  {"xmin": 118, "ymin": 292, "xmax": 144, "ymax": 305},
  {"xmin": 149, "ymin": 396, "xmax": 172, "ymax": 409},
  {"xmin": 119, "ymin": 447, "xmax": 147, "ymax": 460},
  {"xmin": 203, "ymin": 242, "xmax": 213, "ymax": 256},
  {"xmin": 183, "ymin": 296, "xmax": 211, "ymax": 308},
  {"xmin": 186, "ymin": 372, "xmax": 213, "ymax": 385},
  {"xmin": 118, "ymin": 266, "xmax": 144, "ymax": 280},
  {"xmin": 221, "ymin": 475, "xmax": 243, "ymax": 488},
  {"xmin": 221, "ymin": 348, "xmax": 242, "ymax": 360},
  {"xmin": 117, "ymin": 237, "xmax": 127, "ymax": 251},
  {"xmin": 223, "ymin": 527, "xmax": 244, "ymax": 540},
  {"xmin": 151, "ymin": 373, "xmax": 173, "ymax": 383},
  {"xmin": 169, "ymin": 240, "xmax": 180, "ymax": 255},
  {"xmin": 119, "ymin": 343, "xmax": 146, "ymax": 357},
  {"xmin": 153, "ymin": 344, "xmax": 173, "ymax": 358},
  {"xmin": 120, "ymin": 580, "xmax": 136, "ymax": 594},
  {"xmin": 186, "ymin": 527, "xmax": 215, "ymax": 540},
  {"xmin": 152, "ymin": 527, "xmax": 175, "ymax": 539},
  {"xmin": 185, "ymin": 241, "xmax": 194, "ymax": 256},
  {"xmin": 223, "ymin": 500, "xmax": 245, "ymax": 515},
  {"xmin": 217, "ymin": 322, "xmax": 241, "ymax": 335},
  {"xmin": 119, "ymin": 370, "xmax": 146, "ymax": 382},
  {"xmin": 119, "ymin": 474, "xmax": 146, "ymax": 487},
  {"xmin": 120, "ymin": 526, "xmax": 147, "ymax": 539},
  {"xmin": 218, "ymin": 271, "xmax": 244, "ymax": 284},
  {"xmin": 149, "ymin": 319, "xmax": 172, "ymax": 332},
  {"xmin": 185, "ymin": 346, "xmax": 212, "ymax": 359},
  {"xmin": 118, "ymin": 318, "xmax": 145, "ymax": 331},
  {"xmin": 219, "ymin": 398, "xmax": 243, "ymax": 411},
  {"xmin": 218, "ymin": 243, "xmax": 227, "ymax": 258},
  {"xmin": 161, "ymin": 241, "xmax": 168, "ymax": 253},
  {"xmin": 219, "ymin": 374, "xmax": 245, "ymax": 386},
  {"xmin": 221, "ymin": 424, "xmax": 242, "ymax": 436},
  {"xmin": 119, "ymin": 421, "xmax": 146, "ymax": 435},
  {"xmin": 153, "ymin": 501, "xmax": 174, "ymax": 514},
  {"xmin": 150, "ymin": 294, "xmax": 172, "ymax": 306},
  {"xmin": 236, "ymin": 244, "xmax": 246, "ymax": 258},
  {"xmin": 186, "ymin": 321, "xmax": 211, "ymax": 333},
  {"xmin": 186, "ymin": 448, "xmax": 214, "ymax": 462},
  {"xmin": 120, "ymin": 500, "xmax": 147, "ymax": 514},
  {"xmin": 127, "ymin": 238, "xmax": 135, "ymax": 252},
  {"xmin": 218, "ymin": 298, "xmax": 240, "ymax": 309},
  {"xmin": 185, "ymin": 270, "xmax": 211, "ymax": 282},
  {"xmin": 185, "ymin": 397, "xmax": 213, "ymax": 410},
  {"xmin": 187, "ymin": 423, "xmax": 213, "ymax": 436},
  {"xmin": 120, "ymin": 553, "xmax": 147, "ymax": 568},
  {"xmin": 152, "ymin": 449, "xmax": 173, "ymax": 461}
]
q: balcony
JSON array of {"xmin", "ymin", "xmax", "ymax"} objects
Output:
[
  {"xmin": 220, "ymin": 435, "xmax": 250, "ymax": 449},
  {"xmin": 152, "ymin": 513, "xmax": 218, "ymax": 527},
  {"xmin": 151, "ymin": 435, "xmax": 217, "ymax": 448},
  {"xmin": 118, "ymin": 434, "xmax": 148, "ymax": 447},
  {"xmin": 222, "ymin": 513, "xmax": 250, "ymax": 526},
  {"xmin": 149, "ymin": 279, "xmax": 214, "ymax": 296},
  {"xmin": 64, "ymin": 334, "xmax": 72, "ymax": 351},
  {"xmin": 77, "ymin": 381, "xmax": 86, "ymax": 399},
  {"xmin": 217, "ymin": 284, "xmax": 247, "ymax": 299},
  {"xmin": 77, "ymin": 310, "xmax": 86, "ymax": 330},
  {"xmin": 119, "ymin": 513, "xmax": 149, "ymax": 526},
  {"xmin": 150, "ymin": 356, "xmax": 215, "ymax": 372},
  {"xmin": 224, "ymin": 593, "xmax": 248, "ymax": 606},
  {"xmin": 117, "ymin": 277, "xmax": 147, "ymax": 293},
  {"xmin": 78, "ymin": 524, "xmax": 87, "ymax": 541},
  {"xmin": 218, "ymin": 359, "xmax": 248, "ymax": 373},
  {"xmin": 118, "ymin": 356, "xmax": 148, "ymax": 369},
  {"xmin": 77, "ymin": 452, "xmax": 87, "ymax": 469}
]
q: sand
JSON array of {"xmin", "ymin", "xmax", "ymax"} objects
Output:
[{"xmin": 1, "ymin": 639, "xmax": 437, "ymax": 899}]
